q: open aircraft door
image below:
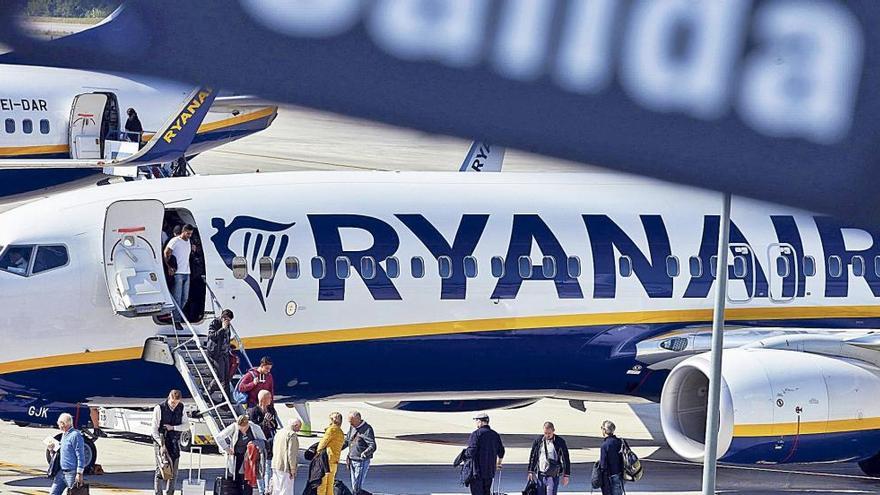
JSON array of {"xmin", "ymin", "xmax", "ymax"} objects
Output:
[
  {"xmin": 69, "ymin": 93, "xmax": 107, "ymax": 159},
  {"xmin": 103, "ymin": 200, "xmax": 173, "ymax": 316}
]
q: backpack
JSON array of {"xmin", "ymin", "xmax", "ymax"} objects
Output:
[
  {"xmin": 232, "ymin": 370, "xmax": 256, "ymax": 405},
  {"xmin": 619, "ymin": 438, "xmax": 643, "ymax": 482}
]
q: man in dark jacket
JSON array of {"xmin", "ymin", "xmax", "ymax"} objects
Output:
[
  {"xmin": 206, "ymin": 309, "xmax": 234, "ymax": 393},
  {"xmin": 527, "ymin": 421, "xmax": 571, "ymax": 494},
  {"xmin": 343, "ymin": 410, "xmax": 377, "ymax": 493},
  {"xmin": 466, "ymin": 412, "xmax": 505, "ymax": 495},
  {"xmin": 599, "ymin": 420, "xmax": 624, "ymax": 495}
]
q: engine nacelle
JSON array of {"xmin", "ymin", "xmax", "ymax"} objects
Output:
[{"xmin": 661, "ymin": 348, "xmax": 880, "ymax": 464}]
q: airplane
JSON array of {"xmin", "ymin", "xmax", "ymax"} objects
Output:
[
  {"xmin": 0, "ymin": 63, "xmax": 278, "ymax": 198},
  {"xmin": 3, "ymin": 168, "xmax": 880, "ymax": 477}
]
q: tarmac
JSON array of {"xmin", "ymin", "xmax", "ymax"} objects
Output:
[{"xmin": 2, "ymin": 107, "xmax": 880, "ymax": 494}]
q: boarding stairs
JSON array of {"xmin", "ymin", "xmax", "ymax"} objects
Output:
[{"xmin": 164, "ymin": 288, "xmax": 255, "ymax": 446}]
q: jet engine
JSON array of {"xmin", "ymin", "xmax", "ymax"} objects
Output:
[{"xmin": 660, "ymin": 348, "xmax": 880, "ymax": 466}]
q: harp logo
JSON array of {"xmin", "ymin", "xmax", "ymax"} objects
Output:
[{"xmin": 210, "ymin": 216, "xmax": 296, "ymax": 310}]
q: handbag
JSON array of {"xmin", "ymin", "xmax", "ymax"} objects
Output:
[
  {"xmin": 69, "ymin": 483, "xmax": 90, "ymax": 495},
  {"xmin": 522, "ymin": 479, "xmax": 537, "ymax": 495},
  {"xmin": 541, "ymin": 439, "xmax": 562, "ymax": 478}
]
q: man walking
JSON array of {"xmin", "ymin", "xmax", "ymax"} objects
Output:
[
  {"xmin": 239, "ymin": 356, "xmax": 275, "ymax": 408},
  {"xmin": 527, "ymin": 421, "xmax": 571, "ymax": 495},
  {"xmin": 343, "ymin": 410, "xmax": 377, "ymax": 493},
  {"xmin": 49, "ymin": 413, "xmax": 85, "ymax": 495},
  {"xmin": 151, "ymin": 390, "xmax": 191, "ymax": 495},
  {"xmin": 599, "ymin": 420, "xmax": 625, "ymax": 495},
  {"xmin": 466, "ymin": 412, "xmax": 505, "ymax": 495},
  {"xmin": 249, "ymin": 390, "xmax": 280, "ymax": 494},
  {"xmin": 207, "ymin": 309, "xmax": 234, "ymax": 394},
  {"xmin": 271, "ymin": 418, "xmax": 301, "ymax": 495},
  {"xmin": 164, "ymin": 224, "xmax": 194, "ymax": 322}
]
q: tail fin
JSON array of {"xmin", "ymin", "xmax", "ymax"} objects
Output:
[{"xmin": 459, "ymin": 141, "xmax": 505, "ymax": 172}]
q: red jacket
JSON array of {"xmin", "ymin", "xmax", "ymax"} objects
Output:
[
  {"xmin": 244, "ymin": 441, "xmax": 261, "ymax": 487},
  {"xmin": 238, "ymin": 368, "xmax": 275, "ymax": 406}
]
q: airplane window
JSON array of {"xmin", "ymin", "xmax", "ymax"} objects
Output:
[
  {"xmin": 4, "ymin": 119, "xmax": 13, "ymax": 133},
  {"xmin": 666, "ymin": 255, "xmax": 679, "ymax": 277},
  {"xmin": 32, "ymin": 245, "xmax": 69, "ymax": 274},
  {"xmin": 518, "ymin": 256, "xmax": 532, "ymax": 278},
  {"xmin": 828, "ymin": 256, "xmax": 842, "ymax": 277},
  {"xmin": 361, "ymin": 256, "xmax": 376, "ymax": 280},
  {"xmin": 0, "ymin": 245, "xmax": 34, "ymax": 277},
  {"xmin": 875, "ymin": 256, "xmax": 880, "ymax": 277},
  {"xmin": 438, "ymin": 255, "xmax": 453, "ymax": 279},
  {"xmin": 232, "ymin": 256, "xmax": 247, "ymax": 279},
  {"xmin": 804, "ymin": 256, "xmax": 816, "ymax": 277},
  {"xmin": 411, "ymin": 256, "xmax": 425, "ymax": 278},
  {"xmin": 619, "ymin": 255, "xmax": 632, "ymax": 277},
  {"xmin": 285, "ymin": 256, "xmax": 300, "ymax": 279},
  {"xmin": 542, "ymin": 256, "xmax": 556, "ymax": 278},
  {"xmin": 567, "ymin": 256, "xmax": 581, "ymax": 278},
  {"xmin": 336, "ymin": 256, "xmax": 350, "ymax": 279},
  {"xmin": 386, "ymin": 256, "xmax": 400, "ymax": 278},
  {"xmin": 709, "ymin": 255, "xmax": 718, "ymax": 277},
  {"xmin": 852, "ymin": 255, "xmax": 865, "ymax": 277},
  {"xmin": 774, "ymin": 256, "xmax": 788, "ymax": 278},
  {"xmin": 733, "ymin": 255, "xmax": 748, "ymax": 278},
  {"xmin": 491, "ymin": 256, "xmax": 504, "ymax": 278},
  {"xmin": 22, "ymin": 119, "xmax": 33, "ymax": 134},
  {"xmin": 40, "ymin": 119, "xmax": 50, "ymax": 134},
  {"xmin": 689, "ymin": 256, "xmax": 702, "ymax": 277},
  {"xmin": 311, "ymin": 256, "xmax": 325, "ymax": 279},
  {"xmin": 259, "ymin": 256, "xmax": 274, "ymax": 279},
  {"xmin": 463, "ymin": 256, "xmax": 478, "ymax": 278}
]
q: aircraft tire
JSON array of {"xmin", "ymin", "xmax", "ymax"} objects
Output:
[
  {"xmin": 858, "ymin": 452, "xmax": 880, "ymax": 477},
  {"xmin": 46, "ymin": 433, "xmax": 98, "ymax": 474}
]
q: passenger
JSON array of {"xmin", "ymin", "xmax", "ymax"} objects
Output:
[
  {"xmin": 599, "ymin": 420, "xmax": 625, "ymax": 495},
  {"xmin": 48, "ymin": 413, "xmax": 85, "ymax": 495},
  {"xmin": 206, "ymin": 309, "xmax": 234, "ymax": 394},
  {"xmin": 466, "ymin": 413, "xmax": 505, "ymax": 495},
  {"xmin": 125, "ymin": 108, "xmax": 143, "ymax": 144},
  {"xmin": 271, "ymin": 418, "xmax": 302, "ymax": 495},
  {"xmin": 164, "ymin": 224, "xmax": 194, "ymax": 322},
  {"xmin": 316, "ymin": 412, "xmax": 345, "ymax": 495},
  {"xmin": 248, "ymin": 390, "xmax": 281, "ymax": 495},
  {"xmin": 343, "ymin": 410, "xmax": 376, "ymax": 494},
  {"xmin": 527, "ymin": 421, "xmax": 571, "ymax": 495},
  {"xmin": 151, "ymin": 389, "xmax": 190, "ymax": 495},
  {"xmin": 238, "ymin": 356, "xmax": 275, "ymax": 408},
  {"xmin": 225, "ymin": 415, "xmax": 266, "ymax": 495}
]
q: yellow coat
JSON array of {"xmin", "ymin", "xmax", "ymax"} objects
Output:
[{"xmin": 317, "ymin": 424, "xmax": 345, "ymax": 463}]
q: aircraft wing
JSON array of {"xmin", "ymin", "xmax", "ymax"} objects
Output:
[
  {"xmin": 0, "ymin": 85, "xmax": 217, "ymax": 173},
  {"xmin": 211, "ymin": 95, "xmax": 278, "ymax": 112}
]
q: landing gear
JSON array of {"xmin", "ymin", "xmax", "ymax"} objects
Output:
[
  {"xmin": 46, "ymin": 432, "xmax": 98, "ymax": 474},
  {"xmin": 859, "ymin": 452, "xmax": 880, "ymax": 477}
]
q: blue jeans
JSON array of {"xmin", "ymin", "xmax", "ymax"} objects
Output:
[
  {"xmin": 171, "ymin": 273, "xmax": 190, "ymax": 319},
  {"xmin": 349, "ymin": 458, "xmax": 371, "ymax": 492},
  {"xmin": 536, "ymin": 474, "xmax": 559, "ymax": 495},
  {"xmin": 257, "ymin": 455, "xmax": 272, "ymax": 495},
  {"xmin": 50, "ymin": 470, "xmax": 76, "ymax": 495},
  {"xmin": 602, "ymin": 473, "xmax": 624, "ymax": 495}
]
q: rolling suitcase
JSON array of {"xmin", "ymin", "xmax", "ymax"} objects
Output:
[
  {"xmin": 182, "ymin": 447, "xmax": 207, "ymax": 495},
  {"xmin": 213, "ymin": 476, "xmax": 240, "ymax": 495},
  {"xmin": 492, "ymin": 468, "xmax": 506, "ymax": 495}
]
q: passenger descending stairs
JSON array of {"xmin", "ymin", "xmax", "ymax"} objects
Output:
[{"xmin": 165, "ymin": 290, "xmax": 254, "ymax": 446}]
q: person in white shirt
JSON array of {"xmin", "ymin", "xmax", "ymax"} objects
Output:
[
  {"xmin": 164, "ymin": 224, "xmax": 195, "ymax": 322},
  {"xmin": 151, "ymin": 389, "xmax": 191, "ymax": 495}
]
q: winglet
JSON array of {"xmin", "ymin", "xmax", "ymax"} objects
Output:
[{"xmin": 459, "ymin": 141, "xmax": 505, "ymax": 172}]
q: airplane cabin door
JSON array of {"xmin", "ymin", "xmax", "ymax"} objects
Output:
[
  {"xmin": 69, "ymin": 93, "xmax": 107, "ymax": 159},
  {"xmin": 103, "ymin": 200, "xmax": 173, "ymax": 317},
  {"xmin": 768, "ymin": 243, "xmax": 798, "ymax": 302}
]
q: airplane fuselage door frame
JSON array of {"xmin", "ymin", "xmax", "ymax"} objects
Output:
[
  {"xmin": 768, "ymin": 243, "xmax": 798, "ymax": 303},
  {"xmin": 102, "ymin": 200, "xmax": 173, "ymax": 317},
  {"xmin": 69, "ymin": 93, "xmax": 108, "ymax": 159},
  {"xmin": 727, "ymin": 243, "xmax": 756, "ymax": 303}
]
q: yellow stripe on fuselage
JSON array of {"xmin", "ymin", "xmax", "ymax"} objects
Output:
[
  {"xmin": 0, "ymin": 144, "xmax": 69, "ymax": 156},
  {"xmin": 4, "ymin": 304, "xmax": 880, "ymax": 375},
  {"xmin": 734, "ymin": 416, "xmax": 880, "ymax": 437}
]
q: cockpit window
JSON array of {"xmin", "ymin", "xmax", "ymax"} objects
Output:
[
  {"xmin": 32, "ymin": 245, "xmax": 69, "ymax": 274},
  {"xmin": 0, "ymin": 245, "xmax": 34, "ymax": 276}
]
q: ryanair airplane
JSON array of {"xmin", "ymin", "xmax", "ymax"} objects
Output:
[
  {"xmin": 2, "ymin": 169, "xmax": 880, "ymax": 475},
  {"xmin": 0, "ymin": 63, "xmax": 277, "ymax": 197}
]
